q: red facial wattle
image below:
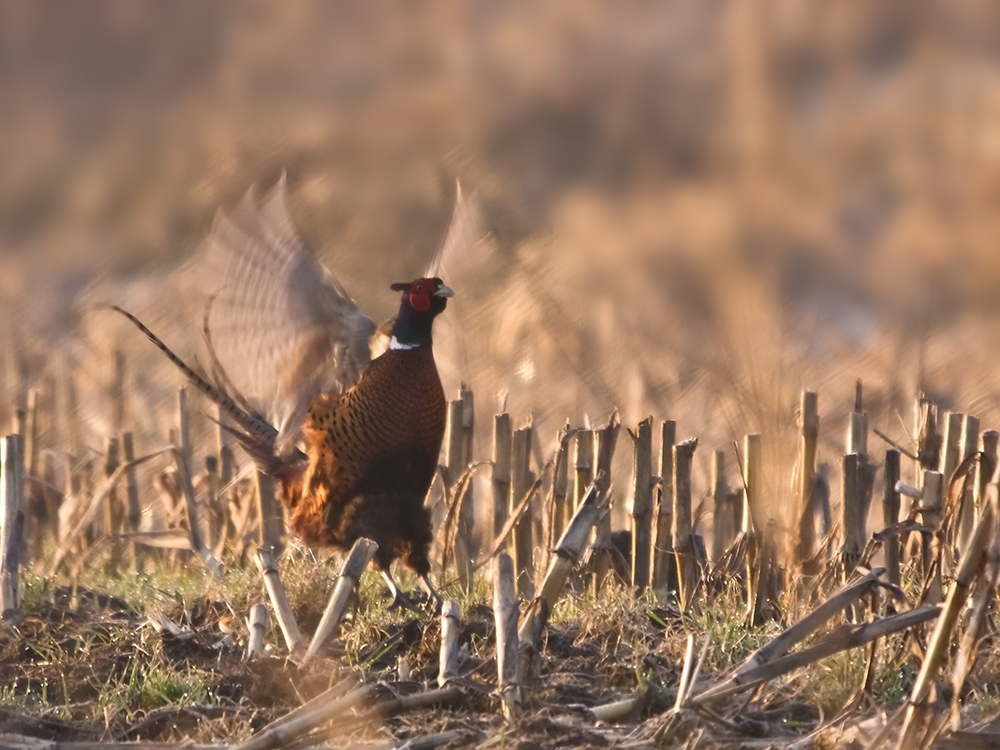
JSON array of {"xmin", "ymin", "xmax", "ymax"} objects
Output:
[{"xmin": 409, "ymin": 289, "xmax": 431, "ymax": 312}]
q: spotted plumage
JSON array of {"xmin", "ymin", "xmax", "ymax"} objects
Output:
[{"xmin": 282, "ymin": 284, "xmax": 452, "ymax": 591}]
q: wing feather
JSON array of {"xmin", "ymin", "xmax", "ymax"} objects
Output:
[
  {"xmin": 199, "ymin": 177, "xmax": 375, "ymax": 448},
  {"xmin": 423, "ymin": 183, "xmax": 496, "ymax": 390},
  {"xmin": 425, "ymin": 181, "xmax": 483, "ymax": 283}
]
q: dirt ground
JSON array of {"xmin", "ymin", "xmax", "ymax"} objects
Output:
[{"xmin": 0, "ymin": 575, "xmax": 825, "ymax": 748}]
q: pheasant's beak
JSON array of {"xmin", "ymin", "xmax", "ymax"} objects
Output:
[{"xmin": 434, "ymin": 285, "xmax": 455, "ymax": 298}]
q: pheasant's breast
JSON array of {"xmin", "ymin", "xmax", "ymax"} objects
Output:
[{"xmin": 300, "ymin": 347, "xmax": 447, "ymax": 517}]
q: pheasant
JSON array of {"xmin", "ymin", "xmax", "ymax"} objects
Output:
[{"xmin": 112, "ymin": 179, "xmax": 471, "ymax": 610}]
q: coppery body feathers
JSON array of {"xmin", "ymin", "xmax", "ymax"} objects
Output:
[{"xmin": 284, "ymin": 346, "xmax": 446, "ymax": 577}]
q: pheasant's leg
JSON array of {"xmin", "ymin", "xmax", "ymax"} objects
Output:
[
  {"xmin": 380, "ymin": 569, "xmax": 420, "ymax": 612},
  {"xmin": 418, "ymin": 573, "xmax": 444, "ymax": 614}
]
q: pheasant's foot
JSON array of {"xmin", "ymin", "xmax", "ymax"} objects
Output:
[
  {"xmin": 388, "ymin": 589, "xmax": 422, "ymax": 612},
  {"xmin": 381, "ymin": 570, "xmax": 422, "ymax": 613},
  {"xmin": 419, "ymin": 573, "xmax": 444, "ymax": 615}
]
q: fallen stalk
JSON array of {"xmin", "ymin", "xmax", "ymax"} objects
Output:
[
  {"xmin": 898, "ymin": 493, "xmax": 996, "ymax": 748},
  {"xmin": 734, "ymin": 567, "xmax": 886, "ymax": 678},
  {"xmin": 693, "ymin": 604, "xmax": 941, "ymax": 705},
  {"xmin": 290, "ymin": 686, "xmax": 467, "ymax": 742},
  {"xmin": 234, "ymin": 682, "xmax": 377, "ymax": 750}
]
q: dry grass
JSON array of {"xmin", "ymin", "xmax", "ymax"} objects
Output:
[
  {"xmin": 5, "ymin": 545, "xmax": 986, "ymax": 748},
  {"xmin": 4, "ymin": 2, "xmax": 1000, "ymax": 747}
]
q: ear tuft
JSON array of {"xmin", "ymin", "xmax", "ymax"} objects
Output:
[{"xmin": 390, "ymin": 282, "xmax": 411, "ymax": 292}]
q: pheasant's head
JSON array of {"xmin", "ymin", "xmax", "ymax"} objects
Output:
[{"xmin": 388, "ymin": 278, "xmax": 454, "ymax": 349}]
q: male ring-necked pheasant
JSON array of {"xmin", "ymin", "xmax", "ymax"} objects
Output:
[{"xmin": 113, "ymin": 180, "xmax": 473, "ymax": 611}]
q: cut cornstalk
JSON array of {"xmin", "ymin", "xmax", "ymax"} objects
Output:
[
  {"xmin": 486, "ymin": 474, "xmax": 544, "ymax": 560},
  {"xmin": 111, "ymin": 349, "xmax": 126, "ymax": 434},
  {"xmin": 492, "ymin": 413, "xmax": 512, "ymax": 544},
  {"xmin": 254, "ymin": 470, "xmax": 283, "ymax": 553},
  {"xmin": 215, "ymin": 403, "xmax": 235, "ymax": 542},
  {"xmin": 519, "ymin": 475, "xmax": 605, "ymax": 679},
  {"xmin": 446, "ymin": 398, "xmax": 471, "ymax": 589},
  {"xmin": 301, "ymin": 537, "xmax": 378, "ymax": 665},
  {"xmin": 549, "ymin": 421, "xmax": 573, "ymax": 551},
  {"xmin": 535, "ymin": 478, "xmax": 605, "ymax": 610},
  {"xmin": 848, "ymin": 409, "xmax": 867, "ymax": 461},
  {"xmin": 574, "ymin": 428, "xmax": 595, "ymax": 518},
  {"xmin": 172, "ymin": 447, "xmax": 224, "ymax": 578},
  {"xmin": 883, "ymin": 450, "xmax": 902, "ymax": 588},
  {"xmin": 517, "ymin": 597, "xmax": 548, "ymax": 686},
  {"xmin": 24, "ymin": 388, "xmax": 38, "ymax": 484},
  {"xmin": 255, "ymin": 547, "xmax": 304, "ymax": 654},
  {"xmin": 121, "ymin": 432, "xmax": 146, "ymax": 572},
  {"xmin": 511, "ymin": 425, "xmax": 534, "ymax": 599},
  {"xmin": 743, "ymin": 433, "xmax": 762, "ymax": 533},
  {"xmin": 459, "ymin": 385, "xmax": 475, "ymax": 556},
  {"xmin": 493, "ymin": 553, "xmax": 520, "ymax": 719},
  {"xmin": 438, "ymin": 600, "xmax": 461, "ymax": 687},
  {"xmin": 245, "ymin": 603, "xmax": 268, "ymax": 660},
  {"xmin": 842, "ymin": 454, "xmax": 864, "ymax": 577},
  {"xmin": 939, "ymin": 411, "xmax": 963, "ymax": 488},
  {"xmin": 1, "ymin": 435, "xmax": 23, "ymax": 615},
  {"xmin": 711, "ymin": 450, "xmax": 728, "ymax": 563},
  {"xmin": 629, "ymin": 417, "xmax": 653, "ymax": 589},
  {"xmin": 915, "ymin": 398, "xmax": 938, "ymax": 483},
  {"xmin": 742, "ymin": 433, "xmax": 763, "ymax": 622},
  {"xmin": 921, "ymin": 470, "xmax": 944, "ymax": 602},
  {"xmin": 797, "ymin": 391, "xmax": 819, "ymax": 566},
  {"xmin": 950, "ymin": 491, "xmax": 1000, "ymax": 730},
  {"xmin": 673, "ymin": 439, "xmax": 700, "ymax": 611},
  {"xmin": 652, "ymin": 420, "xmax": 677, "ymax": 590},
  {"xmin": 977, "ymin": 430, "xmax": 998, "ymax": 511},
  {"xmin": 956, "ymin": 414, "xmax": 980, "ymax": 553},
  {"xmin": 21, "ymin": 390, "xmax": 38, "ymax": 563},
  {"xmin": 592, "ymin": 411, "xmax": 620, "ymax": 594},
  {"xmin": 203, "ymin": 455, "xmax": 221, "ymax": 551},
  {"xmin": 103, "ymin": 436, "xmax": 123, "ymax": 574}
]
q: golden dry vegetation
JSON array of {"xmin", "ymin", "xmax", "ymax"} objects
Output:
[{"xmin": 4, "ymin": 2, "xmax": 1000, "ymax": 747}]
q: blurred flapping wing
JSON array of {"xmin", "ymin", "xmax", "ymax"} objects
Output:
[
  {"xmin": 424, "ymin": 182, "xmax": 499, "ymax": 391},
  {"xmin": 200, "ymin": 178, "xmax": 375, "ymax": 449},
  {"xmin": 425, "ymin": 182, "xmax": 483, "ymax": 283}
]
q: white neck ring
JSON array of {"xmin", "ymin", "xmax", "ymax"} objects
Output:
[{"xmin": 389, "ymin": 335, "xmax": 418, "ymax": 350}]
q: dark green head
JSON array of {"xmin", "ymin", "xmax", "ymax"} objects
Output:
[{"xmin": 388, "ymin": 277, "xmax": 454, "ymax": 349}]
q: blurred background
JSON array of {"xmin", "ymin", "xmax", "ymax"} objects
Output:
[{"xmin": 3, "ymin": 0, "xmax": 1000, "ymax": 538}]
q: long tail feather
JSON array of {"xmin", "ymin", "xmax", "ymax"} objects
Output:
[
  {"xmin": 201, "ymin": 293, "xmax": 259, "ymax": 418},
  {"xmin": 102, "ymin": 304, "xmax": 279, "ymax": 447}
]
